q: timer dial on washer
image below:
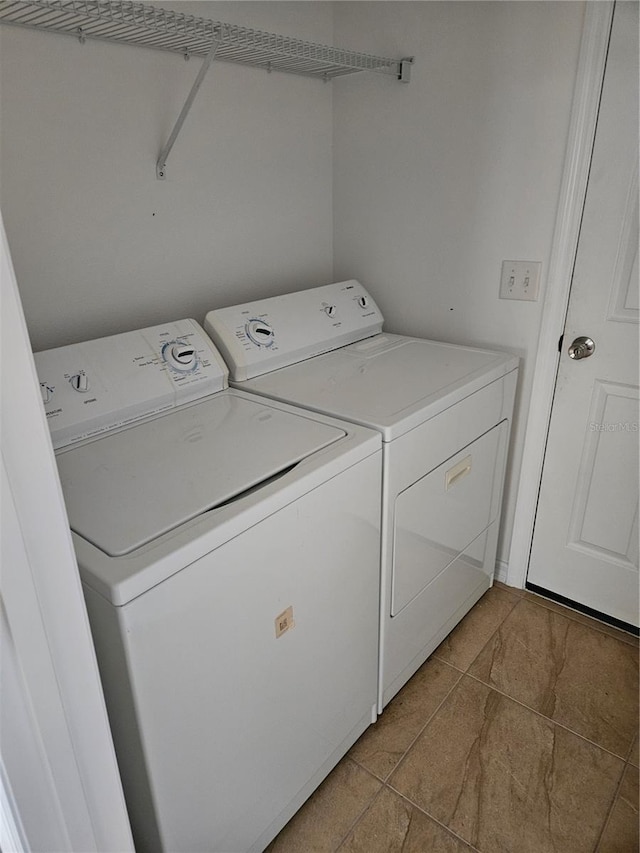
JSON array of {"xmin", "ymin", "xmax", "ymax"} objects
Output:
[
  {"xmin": 246, "ymin": 319, "xmax": 275, "ymax": 347},
  {"xmin": 70, "ymin": 372, "xmax": 89, "ymax": 392},
  {"xmin": 163, "ymin": 342, "xmax": 198, "ymax": 372}
]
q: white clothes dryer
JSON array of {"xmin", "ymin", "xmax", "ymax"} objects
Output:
[
  {"xmin": 35, "ymin": 319, "xmax": 381, "ymax": 853},
  {"xmin": 204, "ymin": 281, "xmax": 518, "ymax": 711}
]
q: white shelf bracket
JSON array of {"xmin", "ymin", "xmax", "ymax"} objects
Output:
[
  {"xmin": 399, "ymin": 57, "xmax": 413, "ymax": 83},
  {"xmin": 156, "ymin": 41, "xmax": 219, "ymax": 180}
]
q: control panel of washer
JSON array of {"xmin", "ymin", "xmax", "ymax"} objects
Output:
[
  {"xmin": 204, "ymin": 280, "xmax": 384, "ymax": 381},
  {"xmin": 34, "ymin": 319, "xmax": 228, "ymax": 449}
]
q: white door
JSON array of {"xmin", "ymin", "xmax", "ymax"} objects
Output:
[{"xmin": 527, "ymin": 1, "xmax": 639, "ymax": 629}]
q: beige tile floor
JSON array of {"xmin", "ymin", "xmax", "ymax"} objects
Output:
[{"xmin": 267, "ymin": 583, "xmax": 639, "ymax": 853}]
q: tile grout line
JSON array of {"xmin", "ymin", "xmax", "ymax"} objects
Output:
[
  {"xmin": 360, "ymin": 594, "xmax": 526, "ymax": 796},
  {"xmin": 332, "ymin": 591, "xmax": 525, "ymax": 846},
  {"xmin": 624, "ymin": 735, "xmax": 639, "ymax": 766},
  {"xmin": 382, "ymin": 674, "xmax": 629, "ymax": 853},
  {"xmin": 272, "ymin": 585, "xmax": 636, "ymax": 851},
  {"xmin": 591, "ymin": 757, "xmax": 630, "ymax": 853},
  {"xmin": 341, "ymin": 588, "xmax": 633, "ymax": 850},
  {"xmin": 376, "ymin": 592, "xmax": 528, "ymax": 787},
  {"xmin": 430, "ymin": 589, "xmax": 525, "ymax": 676},
  {"xmin": 375, "ymin": 663, "xmax": 465, "ymax": 784},
  {"xmin": 347, "ymin": 663, "xmax": 464, "ymax": 786},
  {"xmin": 333, "ymin": 774, "xmax": 482, "ymax": 853},
  {"xmin": 524, "ymin": 592, "xmax": 639, "ymax": 648},
  {"xmin": 345, "ymin": 589, "xmax": 522, "ymax": 803},
  {"xmin": 462, "ymin": 669, "xmax": 634, "ymax": 763},
  {"xmin": 623, "ymin": 730, "xmax": 637, "ymax": 763},
  {"xmin": 384, "ymin": 784, "xmax": 481, "ymax": 852},
  {"xmin": 332, "ymin": 780, "xmax": 387, "ymax": 851},
  {"xmin": 344, "ymin": 589, "xmax": 635, "ymax": 852}
]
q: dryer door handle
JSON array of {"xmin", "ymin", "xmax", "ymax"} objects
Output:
[{"xmin": 445, "ymin": 456, "xmax": 472, "ymax": 490}]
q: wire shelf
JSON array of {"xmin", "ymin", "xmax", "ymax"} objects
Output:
[{"xmin": 0, "ymin": 0, "xmax": 410, "ymax": 80}]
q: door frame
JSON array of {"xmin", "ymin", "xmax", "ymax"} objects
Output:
[
  {"xmin": 507, "ymin": 1, "xmax": 615, "ymax": 589},
  {"xmin": 1, "ymin": 213, "xmax": 134, "ymax": 851}
]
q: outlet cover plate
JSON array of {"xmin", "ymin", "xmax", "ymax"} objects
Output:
[{"xmin": 499, "ymin": 260, "xmax": 541, "ymax": 301}]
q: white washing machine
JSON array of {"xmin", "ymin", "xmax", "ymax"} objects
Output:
[
  {"xmin": 204, "ymin": 281, "xmax": 518, "ymax": 711},
  {"xmin": 34, "ymin": 318, "xmax": 382, "ymax": 853}
]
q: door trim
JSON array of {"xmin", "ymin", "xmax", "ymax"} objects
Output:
[
  {"xmin": 507, "ymin": 1, "xmax": 615, "ymax": 589},
  {"xmin": 0, "ymin": 214, "xmax": 135, "ymax": 851}
]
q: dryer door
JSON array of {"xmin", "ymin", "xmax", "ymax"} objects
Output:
[{"xmin": 391, "ymin": 422, "xmax": 507, "ymax": 616}]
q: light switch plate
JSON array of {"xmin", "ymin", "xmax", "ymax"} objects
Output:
[{"xmin": 499, "ymin": 260, "xmax": 541, "ymax": 301}]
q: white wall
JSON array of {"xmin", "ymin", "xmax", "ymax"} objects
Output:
[
  {"xmin": 1, "ymin": 1, "xmax": 586, "ymax": 571},
  {"xmin": 0, "ymin": 2, "xmax": 334, "ymax": 352},
  {"xmin": 332, "ymin": 1, "xmax": 585, "ymax": 567}
]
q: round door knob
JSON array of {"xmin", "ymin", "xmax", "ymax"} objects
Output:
[{"xmin": 568, "ymin": 336, "xmax": 596, "ymax": 360}]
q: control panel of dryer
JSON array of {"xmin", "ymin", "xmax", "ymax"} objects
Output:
[
  {"xmin": 204, "ymin": 280, "xmax": 384, "ymax": 381},
  {"xmin": 34, "ymin": 319, "xmax": 228, "ymax": 449}
]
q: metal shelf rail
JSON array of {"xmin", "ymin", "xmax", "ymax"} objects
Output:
[{"xmin": 0, "ymin": 0, "xmax": 412, "ymax": 177}]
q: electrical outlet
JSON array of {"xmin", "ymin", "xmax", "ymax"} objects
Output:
[{"xmin": 499, "ymin": 260, "xmax": 541, "ymax": 301}]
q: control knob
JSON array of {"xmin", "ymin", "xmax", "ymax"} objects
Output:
[
  {"xmin": 324, "ymin": 305, "xmax": 337, "ymax": 318},
  {"xmin": 357, "ymin": 295, "xmax": 369, "ymax": 309},
  {"xmin": 40, "ymin": 382, "xmax": 52, "ymax": 404},
  {"xmin": 70, "ymin": 372, "xmax": 89, "ymax": 392},
  {"xmin": 246, "ymin": 319, "xmax": 275, "ymax": 347},
  {"xmin": 163, "ymin": 342, "xmax": 198, "ymax": 372}
]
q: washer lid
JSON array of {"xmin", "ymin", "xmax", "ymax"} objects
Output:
[
  {"xmin": 238, "ymin": 334, "xmax": 518, "ymax": 441},
  {"xmin": 56, "ymin": 392, "xmax": 345, "ymax": 557}
]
